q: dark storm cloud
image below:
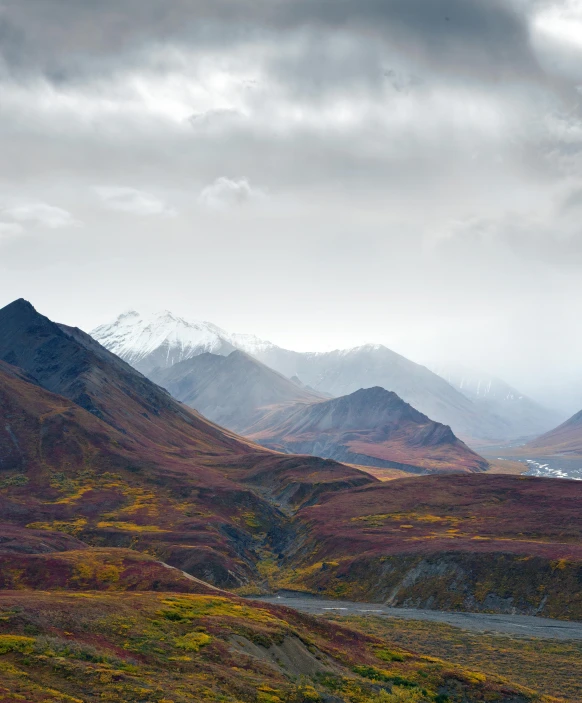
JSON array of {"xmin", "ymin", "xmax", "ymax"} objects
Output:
[{"xmin": 0, "ymin": 0, "xmax": 540, "ymax": 84}]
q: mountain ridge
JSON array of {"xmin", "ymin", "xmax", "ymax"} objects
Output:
[
  {"xmin": 246, "ymin": 385, "xmax": 489, "ymax": 474},
  {"xmin": 150, "ymin": 349, "xmax": 325, "ymax": 433},
  {"xmin": 92, "ymin": 310, "xmax": 532, "ymax": 444}
]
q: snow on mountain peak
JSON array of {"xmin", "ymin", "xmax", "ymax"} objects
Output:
[{"xmin": 91, "ymin": 309, "xmax": 276, "ymax": 373}]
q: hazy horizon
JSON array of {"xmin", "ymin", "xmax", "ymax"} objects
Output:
[{"xmin": 1, "ymin": 0, "xmax": 582, "ymax": 413}]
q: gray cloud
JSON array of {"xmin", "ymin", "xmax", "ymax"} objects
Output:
[
  {"xmin": 1, "ymin": 0, "xmax": 582, "ymax": 408},
  {"xmin": 95, "ymin": 186, "xmax": 176, "ymax": 217},
  {"xmin": 198, "ymin": 177, "xmax": 265, "ymax": 210},
  {"xmin": 1, "ymin": 202, "xmax": 80, "ymax": 229},
  {"xmin": 0, "ymin": 0, "xmax": 543, "ymax": 84}
]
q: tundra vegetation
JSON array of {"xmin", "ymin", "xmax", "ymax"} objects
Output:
[
  {"xmin": 0, "ymin": 591, "xmax": 568, "ymax": 703},
  {"xmin": 0, "ymin": 301, "xmax": 581, "ymax": 701}
]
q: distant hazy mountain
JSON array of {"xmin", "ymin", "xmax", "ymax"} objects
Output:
[
  {"xmin": 92, "ymin": 311, "xmax": 539, "ymax": 445},
  {"xmin": 152, "ymin": 351, "xmax": 487, "ymax": 474},
  {"xmin": 246, "ymin": 386, "xmax": 489, "ymax": 474},
  {"xmin": 519, "ymin": 408, "xmax": 582, "ymax": 456},
  {"xmin": 251, "ymin": 344, "xmax": 512, "ymax": 445},
  {"xmin": 151, "ymin": 350, "xmax": 324, "ymax": 433},
  {"xmin": 430, "ymin": 362, "xmax": 564, "ymax": 442}
]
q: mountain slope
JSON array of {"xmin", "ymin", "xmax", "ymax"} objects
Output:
[
  {"xmin": 0, "ymin": 590, "xmax": 546, "ymax": 703},
  {"xmin": 285, "ymin": 473, "xmax": 582, "ymax": 618},
  {"xmin": 0, "ymin": 300, "xmax": 375, "ymax": 587},
  {"xmin": 91, "ymin": 310, "xmax": 237, "ymax": 374},
  {"xmin": 246, "ymin": 386, "xmax": 489, "ymax": 474},
  {"xmin": 519, "ymin": 408, "xmax": 582, "ymax": 456},
  {"xmin": 430, "ymin": 362, "xmax": 564, "ymax": 442},
  {"xmin": 150, "ymin": 350, "xmax": 324, "ymax": 433},
  {"xmin": 91, "ymin": 309, "xmax": 275, "ymax": 375}
]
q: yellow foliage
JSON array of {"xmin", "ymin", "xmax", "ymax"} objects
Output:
[
  {"xmin": 96, "ymin": 521, "xmax": 168, "ymax": 532},
  {"xmin": 26, "ymin": 518, "xmax": 87, "ymax": 536},
  {"xmin": 0, "ymin": 635, "xmax": 35, "ymax": 655},
  {"xmin": 352, "ymin": 512, "xmax": 461, "ymax": 528},
  {"xmin": 552, "ymin": 559, "xmax": 569, "ymax": 571},
  {"xmin": 175, "ymin": 631, "xmax": 212, "ymax": 652},
  {"xmin": 50, "ymin": 486, "xmax": 94, "ymax": 505},
  {"xmin": 159, "ymin": 596, "xmax": 279, "ymax": 623}
]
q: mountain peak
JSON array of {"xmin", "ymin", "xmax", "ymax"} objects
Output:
[
  {"xmin": 91, "ymin": 310, "xmax": 276, "ymax": 375},
  {"xmin": 0, "ymin": 298, "xmax": 39, "ymax": 319}
]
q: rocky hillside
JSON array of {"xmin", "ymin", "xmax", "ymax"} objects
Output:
[
  {"xmin": 284, "ymin": 473, "xmax": 582, "ymax": 620},
  {"xmin": 247, "ymin": 386, "xmax": 489, "ymax": 474},
  {"xmin": 0, "ymin": 589, "xmax": 546, "ymax": 703}
]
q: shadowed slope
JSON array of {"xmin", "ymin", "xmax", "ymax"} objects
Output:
[
  {"xmin": 151, "ymin": 349, "xmax": 324, "ymax": 433},
  {"xmin": 0, "ymin": 299, "xmax": 248, "ymax": 457},
  {"xmin": 247, "ymin": 386, "xmax": 488, "ymax": 474}
]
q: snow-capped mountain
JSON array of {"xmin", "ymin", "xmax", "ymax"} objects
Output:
[
  {"xmin": 91, "ymin": 310, "xmax": 275, "ymax": 374},
  {"xmin": 91, "ymin": 310, "xmax": 560, "ymax": 446},
  {"xmin": 429, "ymin": 362, "xmax": 564, "ymax": 441}
]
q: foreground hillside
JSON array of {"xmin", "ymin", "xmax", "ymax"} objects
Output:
[
  {"xmin": 0, "ymin": 590, "xmax": 553, "ymax": 703},
  {"xmin": 335, "ymin": 614, "xmax": 582, "ymax": 703}
]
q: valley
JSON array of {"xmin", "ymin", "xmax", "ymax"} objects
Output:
[{"xmin": 1, "ymin": 298, "xmax": 581, "ymax": 702}]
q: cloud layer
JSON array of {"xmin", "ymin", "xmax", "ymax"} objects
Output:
[{"xmin": 1, "ymin": 0, "xmax": 582, "ymax": 410}]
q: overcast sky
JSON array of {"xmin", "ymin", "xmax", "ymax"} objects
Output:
[{"xmin": 1, "ymin": 0, "xmax": 582, "ymax": 409}]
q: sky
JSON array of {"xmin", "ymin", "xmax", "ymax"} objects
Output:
[{"xmin": 1, "ymin": 0, "xmax": 582, "ymax": 411}]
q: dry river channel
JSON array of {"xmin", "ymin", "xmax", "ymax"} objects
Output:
[{"xmin": 250, "ymin": 591, "xmax": 582, "ymax": 640}]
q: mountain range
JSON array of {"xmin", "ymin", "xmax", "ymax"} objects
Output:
[
  {"xmin": 92, "ymin": 310, "xmax": 560, "ymax": 445},
  {"xmin": 149, "ymin": 349, "xmax": 324, "ymax": 433},
  {"xmin": 150, "ymin": 349, "xmax": 486, "ymax": 474},
  {"xmin": 430, "ymin": 362, "xmax": 564, "ymax": 444},
  {"xmin": 0, "ymin": 298, "xmax": 581, "ymax": 622}
]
